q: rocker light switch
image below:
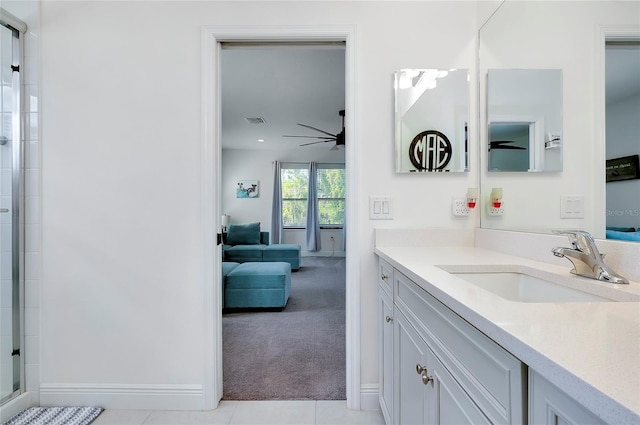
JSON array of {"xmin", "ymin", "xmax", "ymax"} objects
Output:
[
  {"xmin": 370, "ymin": 196, "xmax": 393, "ymax": 220},
  {"xmin": 561, "ymin": 195, "xmax": 585, "ymax": 219}
]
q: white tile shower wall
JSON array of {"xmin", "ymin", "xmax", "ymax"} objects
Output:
[
  {"xmin": 9, "ymin": 0, "xmax": 41, "ymax": 400},
  {"xmin": 23, "ymin": 7, "xmax": 41, "ymax": 398}
]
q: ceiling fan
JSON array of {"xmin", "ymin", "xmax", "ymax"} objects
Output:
[{"xmin": 283, "ymin": 109, "xmax": 345, "ymax": 150}]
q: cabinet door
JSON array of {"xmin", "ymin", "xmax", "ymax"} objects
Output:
[
  {"xmin": 394, "ymin": 311, "xmax": 430, "ymax": 425},
  {"xmin": 378, "ymin": 286, "xmax": 394, "ymax": 424},
  {"xmin": 529, "ymin": 370, "xmax": 605, "ymax": 425},
  {"xmin": 431, "ymin": 351, "xmax": 492, "ymax": 425},
  {"xmin": 379, "ymin": 258, "xmax": 394, "ymax": 297}
]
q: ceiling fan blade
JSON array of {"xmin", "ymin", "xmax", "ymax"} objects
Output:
[
  {"xmin": 283, "ymin": 135, "xmax": 335, "ymax": 140},
  {"xmin": 296, "ymin": 123, "xmax": 336, "ymax": 137},
  {"xmin": 489, "ymin": 140, "xmax": 527, "ymax": 151},
  {"xmin": 493, "ymin": 146, "xmax": 527, "ymax": 150},
  {"xmin": 300, "ymin": 140, "xmax": 333, "ymax": 146}
]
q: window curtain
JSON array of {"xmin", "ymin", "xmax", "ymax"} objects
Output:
[
  {"xmin": 306, "ymin": 161, "xmax": 321, "ymax": 252},
  {"xmin": 341, "ymin": 204, "xmax": 346, "ymax": 251},
  {"xmin": 271, "ymin": 160, "xmax": 283, "ymax": 244}
]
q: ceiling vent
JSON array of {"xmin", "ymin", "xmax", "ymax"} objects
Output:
[{"xmin": 245, "ymin": 117, "xmax": 266, "ymax": 124}]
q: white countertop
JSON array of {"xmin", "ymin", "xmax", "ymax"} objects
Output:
[{"xmin": 375, "ymin": 245, "xmax": 640, "ymax": 425}]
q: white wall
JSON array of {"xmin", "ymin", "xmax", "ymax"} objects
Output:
[
  {"xmin": 479, "ymin": 1, "xmax": 640, "ymax": 237},
  {"xmin": 606, "ymin": 94, "xmax": 640, "ymax": 229},
  {"xmin": 222, "ymin": 148, "xmax": 346, "ymax": 255},
  {"xmin": 39, "ymin": 0, "xmax": 480, "ymax": 409}
]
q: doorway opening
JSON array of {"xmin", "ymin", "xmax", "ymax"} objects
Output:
[
  {"xmin": 219, "ymin": 42, "xmax": 346, "ymax": 400},
  {"xmin": 201, "ymin": 26, "xmax": 358, "ymax": 409}
]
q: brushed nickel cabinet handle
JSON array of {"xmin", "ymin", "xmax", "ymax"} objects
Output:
[
  {"xmin": 416, "ymin": 364, "xmax": 433, "ymax": 385},
  {"xmin": 421, "ymin": 371, "xmax": 433, "ymax": 385}
]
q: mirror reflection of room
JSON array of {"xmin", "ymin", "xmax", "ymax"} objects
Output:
[
  {"xmin": 487, "ymin": 69, "xmax": 562, "ymax": 173},
  {"xmin": 605, "ymin": 40, "xmax": 640, "ymax": 242}
]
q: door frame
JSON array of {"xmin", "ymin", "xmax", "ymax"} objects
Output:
[{"xmin": 201, "ymin": 25, "xmax": 359, "ymax": 410}]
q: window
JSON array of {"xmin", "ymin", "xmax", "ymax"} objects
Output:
[
  {"xmin": 317, "ymin": 166, "xmax": 345, "ymax": 227},
  {"xmin": 281, "ymin": 166, "xmax": 309, "ymax": 227},
  {"xmin": 281, "ymin": 163, "xmax": 345, "ymax": 228}
]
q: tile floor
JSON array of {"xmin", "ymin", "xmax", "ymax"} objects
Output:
[{"xmin": 91, "ymin": 400, "xmax": 385, "ymax": 425}]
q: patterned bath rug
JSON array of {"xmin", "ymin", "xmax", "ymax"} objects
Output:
[{"xmin": 2, "ymin": 407, "xmax": 103, "ymax": 425}]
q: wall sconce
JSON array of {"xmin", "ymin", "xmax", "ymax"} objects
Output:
[
  {"xmin": 466, "ymin": 188, "xmax": 478, "ymax": 209},
  {"xmin": 490, "ymin": 188, "xmax": 503, "ymax": 208},
  {"xmin": 221, "ymin": 214, "xmax": 230, "ymax": 232}
]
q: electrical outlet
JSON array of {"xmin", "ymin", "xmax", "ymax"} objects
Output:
[
  {"xmin": 452, "ymin": 198, "xmax": 470, "ymax": 217},
  {"xmin": 487, "ymin": 201, "xmax": 505, "ymax": 216}
]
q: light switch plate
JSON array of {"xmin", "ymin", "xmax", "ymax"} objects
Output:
[
  {"xmin": 561, "ymin": 195, "xmax": 585, "ymax": 219},
  {"xmin": 370, "ymin": 196, "xmax": 393, "ymax": 220}
]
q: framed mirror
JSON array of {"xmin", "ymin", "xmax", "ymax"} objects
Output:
[
  {"xmin": 394, "ymin": 68, "xmax": 470, "ymax": 173},
  {"xmin": 487, "ymin": 69, "xmax": 563, "ymax": 172}
]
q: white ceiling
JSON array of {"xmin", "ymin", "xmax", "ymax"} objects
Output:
[{"xmin": 221, "ymin": 44, "xmax": 346, "ymax": 151}]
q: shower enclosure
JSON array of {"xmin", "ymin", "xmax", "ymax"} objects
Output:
[{"xmin": 0, "ymin": 10, "xmax": 25, "ymax": 406}]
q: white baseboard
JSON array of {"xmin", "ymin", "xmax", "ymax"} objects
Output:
[
  {"xmin": 0, "ymin": 392, "xmax": 37, "ymax": 422},
  {"xmin": 359, "ymin": 384, "xmax": 380, "ymax": 411},
  {"xmin": 39, "ymin": 384, "xmax": 203, "ymax": 410}
]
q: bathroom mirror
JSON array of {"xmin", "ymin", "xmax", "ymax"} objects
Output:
[
  {"xmin": 478, "ymin": 0, "xmax": 640, "ymax": 240},
  {"xmin": 487, "ymin": 69, "xmax": 563, "ymax": 172},
  {"xmin": 395, "ymin": 69, "xmax": 469, "ymax": 173}
]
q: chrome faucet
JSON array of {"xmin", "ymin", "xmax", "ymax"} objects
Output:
[{"xmin": 552, "ymin": 230, "xmax": 629, "ymax": 284}]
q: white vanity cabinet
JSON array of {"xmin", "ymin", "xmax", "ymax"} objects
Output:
[
  {"xmin": 378, "ymin": 258, "xmax": 526, "ymax": 425},
  {"xmin": 378, "ymin": 259, "xmax": 394, "ymax": 424},
  {"xmin": 529, "ymin": 370, "xmax": 605, "ymax": 425},
  {"xmin": 395, "ymin": 309, "xmax": 491, "ymax": 424}
]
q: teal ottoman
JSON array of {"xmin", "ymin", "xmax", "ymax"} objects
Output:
[
  {"xmin": 263, "ymin": 244, "xmax": 301, "ymax": 271},
  {"xmin": 222, "ymin": 262, "xmax": 240, "ymax": 306},
  {"xmin": 225, "ymin": 262, "xmax": 291, "ymax": 310},
  {"xmin": 224, "ymin": 244, "xmax": 266, "ymax": 263}
]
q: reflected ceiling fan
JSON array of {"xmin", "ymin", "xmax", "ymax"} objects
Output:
[
  {"xmin": 283, "ymin": 109, "xmax": 345, "ymax": 150},
  {"xmin": 489, "ymin": 140, "xmax": 527, "ymax": 151}
]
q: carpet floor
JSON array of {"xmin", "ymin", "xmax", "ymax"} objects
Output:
[{"xmin": 222, "ymin": 256, "xmax": 346, "ymax": 401}]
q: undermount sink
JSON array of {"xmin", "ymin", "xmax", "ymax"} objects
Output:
[{"xmin": 448, "ymin": 270, "xmax": 616, "ymax": 303}]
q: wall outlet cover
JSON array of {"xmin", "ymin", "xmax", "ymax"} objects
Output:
[
  {"xmin": 487, "ymin": 201, "xmax": 505, "ymax": 216},
  {"xmin": 452, "ymin": 198, "xmax": 470, "ymax": 217}
]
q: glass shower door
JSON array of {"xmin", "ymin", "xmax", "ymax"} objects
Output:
[{"xmin": 0, "ymin": 21, "xmax": 21, "ymax": 405}]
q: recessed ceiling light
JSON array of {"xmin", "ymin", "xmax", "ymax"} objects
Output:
[{"xmin": 258, "ymin": 139, "xmax": 265, "ymax": 143}]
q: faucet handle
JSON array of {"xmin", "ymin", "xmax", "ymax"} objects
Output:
[{"xmin": 553, "ymin": 230, "xmax": 598, "ymax": 255}]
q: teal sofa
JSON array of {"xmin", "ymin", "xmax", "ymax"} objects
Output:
[
  {"xmin": 222, "ymin": 222, "xmax": 301, "ymax": 271},
  {"xmin": 222, "ymin": 261, "xmax": 291, "ymax": 310}
]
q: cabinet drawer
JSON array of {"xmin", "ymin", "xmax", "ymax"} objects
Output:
[
  {"xmin": 379, "ymin": 258, "xmax": 394, "ymax": 298},
  {"xmin": 395, "ymin": 271, "xmax": 525, "ymax": 425}
]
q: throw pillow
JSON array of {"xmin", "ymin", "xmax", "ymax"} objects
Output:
[{"xmin": 226, "ymin": 222, "xmax": 261, "ymax": 245}]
